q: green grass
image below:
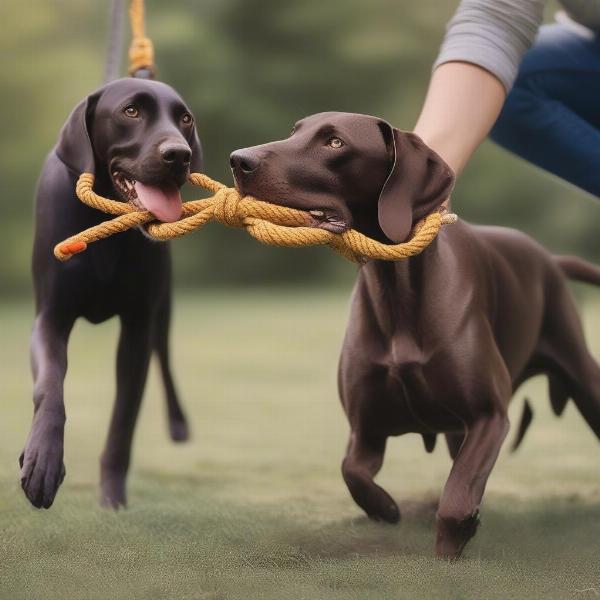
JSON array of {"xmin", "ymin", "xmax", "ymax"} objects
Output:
[{"xmin": 2, "ymin": 289, "xmax": 600, "ymax": 599}]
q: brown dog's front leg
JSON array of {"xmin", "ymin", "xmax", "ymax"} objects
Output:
[
  {"xmin": 100, "ymin": 312, "xmax": 153, "ymax": 509},
  {"xmin": 435, "ymin": 412, "xmax": 509, "ymax": 559},
  {"xmin": 342, "ymin": 431, "xmax": 400, "ymax": 523},
  {"xmin": 20, "ymin": 312, "xmax": 74, "ymax": 509}
]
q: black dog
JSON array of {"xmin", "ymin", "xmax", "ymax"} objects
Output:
[
  {"xmin": 230, "ymin": 112, "xmax": 600, "ymax": 558},
  {"xmin": 21, "ymin": 78, "xmax": 202, "ymax": 509}
]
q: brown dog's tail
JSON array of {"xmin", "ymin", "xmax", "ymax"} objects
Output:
[{"xmin": 555, "ymin": 255, "xmax": 600, "ymax": 286}]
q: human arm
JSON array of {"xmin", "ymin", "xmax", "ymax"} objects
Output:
[
  {"xmin": 413, "ymin": 62, "xmax": 506, "ymax": 175},
  {"xmin": 413, "ymin": 0, "xmax": 546, "ymax": 175}
]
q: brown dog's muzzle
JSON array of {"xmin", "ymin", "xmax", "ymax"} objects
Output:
[
  {"xmin": 230, "ymin": 150, "xmax": 260, "ymax": 175},
  {"xmin": 229, "ymin": 148, "xmax": 350, "ymax": 234}
]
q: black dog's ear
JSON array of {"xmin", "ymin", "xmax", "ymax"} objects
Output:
[
  {"xmin": 377, "ymin": 122, "xmax": 455, "ymax": 243},
  {"xmin": 188, "ymin": 125, "xmax": 203, "ymax": 173},
  {"xmin": 55, "ymin": 90, "xmax": 103, "ymax": 175}
]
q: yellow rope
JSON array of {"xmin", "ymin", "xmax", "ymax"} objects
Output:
[
  {"xmin": 128, "ymin": 0, "xmax": 154, "ymax": 75},
  {"xmin": 53, "ymin": 173, "xmax": 457, "ymax": 263}
]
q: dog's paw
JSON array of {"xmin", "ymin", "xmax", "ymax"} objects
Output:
[
  {"xmin": 169, "ymin": 418, "xmax": 190, "ymax": 442},
  {"xmin": 99, "ymin": 473, "xmax": 127, "ymax": 510},
  {"xmin": 343, "ymin": 467, "xmax": 401, "ymax": 524},
  {"xmin": 19, "ymin": 439, "xmax": 66, "ymax": 509},
  {"xmin": 366, "ymin": 493, "xmax": 401, "ymax": 524},
  {"xmin": 435, "ymin": 511, "xmax": 480, "ymax": 560}
]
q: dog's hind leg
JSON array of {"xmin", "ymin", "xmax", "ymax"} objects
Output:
[
  {"xmin": 341, "ymin": 430, "xmax": 400, "ymax": 523},
  {"xmin": 154, "ymin": 289, "xmax": 189, "ymax": 442},
  {"xmin": 99, "ymin": 312, "xmax": 154, "ymax": 508},
  {"xmin": 540, "ymin": 286, "xmax": 600, "ymax": 438},
  {"xmin": 550, "ymin": 356, "xmax": 600, "ymax": 437},
  {"xmin": 20, "ymin": 312, "xmax": 75, "ymax": 509}
]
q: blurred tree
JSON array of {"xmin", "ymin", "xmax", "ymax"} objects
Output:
[{"xmin": 0, "ymin": 0, "xmax": 597, "ymax": 296}]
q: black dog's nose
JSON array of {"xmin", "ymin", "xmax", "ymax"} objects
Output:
[
  {"xmin": 160, "ymin": 142, "xmax": 192, "ymax": 167},
  {"xmin": 230, "ymin": 150, "xmax": 260, "ymax": 174}
]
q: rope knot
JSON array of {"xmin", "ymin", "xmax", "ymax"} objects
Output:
[
  {"xmin": 211, "ymin": 188, "xmax": 244, "ymax": 227},
  {"xmin": 128, "ymin": 0, "xmax": 155, "ymax": 75},
  {"xmin": 128, "ymin": 36, "xmax": 155, "ymax": 74}
]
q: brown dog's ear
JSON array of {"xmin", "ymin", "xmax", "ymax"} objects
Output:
[
  {"xmin": 188, "ymin": 125, "xmax": 203, "ymax": 173},
  {"xmin": 55, "ymin": 90, "xmax": 103, "ymax": 175},
  {"xmin": 377, "ymin": 123, "xmax": 455, "ymax": 243}
]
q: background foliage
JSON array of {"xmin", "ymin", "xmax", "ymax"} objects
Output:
[{"xmin": 0, "ymin": 0, "xmax": 597, "ymax": 295}]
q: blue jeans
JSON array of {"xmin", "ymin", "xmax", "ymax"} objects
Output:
[{"xmin": 490, "ymin": 22, "xmax": 600, "ymax": 198}]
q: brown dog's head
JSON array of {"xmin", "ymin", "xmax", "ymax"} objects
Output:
[
  {"xmin": 230, "ymin": 112, "xmax": 454, "ymax": 243},
  {"xmin": 56, "ymin": 78, "xmax": 203, "ymax": 222}
]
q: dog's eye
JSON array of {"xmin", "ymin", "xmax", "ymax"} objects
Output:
[
  {"xmin": 327, "ymin": 137, "xmax": 344, "ymax": 149},
  {"xmin": 289, "ymin": 127, "xmax": 296, "ymax": 137},
  {"xmin": 181, "ymin": 113, "xmax": 193, "ymax": 125},
  {"xmin": 123, "ymin": 105, "xmax": 139, "ymax": 119}
]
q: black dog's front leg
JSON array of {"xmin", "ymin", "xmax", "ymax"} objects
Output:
[
  {"xmin": 100, "ymin": 312, "xmax": 154, "ymax": 509},
  {"xmin": 20, "ymin": 312, "xmax": 74, "ymax": 508}
]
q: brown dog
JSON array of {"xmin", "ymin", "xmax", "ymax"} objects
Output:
[{"xmin": 230, "ymin": 112, "xmax": 600, "ymax": 559}]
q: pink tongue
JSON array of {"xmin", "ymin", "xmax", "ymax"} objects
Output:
[{"xmin": 134, "ymin": 181, "xmax": 182, "ymax": 222}]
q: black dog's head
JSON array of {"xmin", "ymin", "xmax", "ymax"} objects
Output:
[
  {"xmin": 56, "ymin": 78, "xmax": 202, "ymax": 222},
  {"xmin": 230, "ymin": 112, "xmax": 454, "ymax": 243}
]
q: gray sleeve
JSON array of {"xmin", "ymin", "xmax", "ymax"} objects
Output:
[{"xmin": 433, "ymin": 0, "xmax": 547, "ymax": 92}]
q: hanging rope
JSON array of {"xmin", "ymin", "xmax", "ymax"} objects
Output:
[
  {"xmin": 54, "ymin": 173, "xmax": 458, "ymax": 264},
  {"xmin": 128, "ymin": 0, "xmax": 154, "ymax": 77},
  {"xmin": 104, "ymin": 0, "xmax": 125, "ymax": 83}
]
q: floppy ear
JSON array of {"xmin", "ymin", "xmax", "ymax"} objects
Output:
[
  {"xmin": 55, "ymin": 90, "xmax": 103, "ymax": 175},
  {"xmin": 188, "ymin": 125, "xmax": 203, "ymax": 172},
  {"xmin": 377, "ymin": 123, "xmax": 455, "ymax": 243}
]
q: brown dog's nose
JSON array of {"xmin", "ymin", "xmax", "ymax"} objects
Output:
[
  {"xmin": 230, "ymin": 150, "xmax": 260, "ymax": 174},
  {"xmin": 160, "ymin": 142, "xmax": 191, "ymax": 167}
]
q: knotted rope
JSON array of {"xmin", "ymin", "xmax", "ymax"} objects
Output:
[
  {"xmin": 128, "ymin": 0, "xmax": 154, "ymax": 76},
  {"xmin": 53, "ymin": 173, "xmax": 457, "ymax": 263}
]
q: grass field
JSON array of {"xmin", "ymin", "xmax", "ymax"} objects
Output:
[{"xmin": 2, "ymin": 289, "xmax": 600, "ymax": 599}]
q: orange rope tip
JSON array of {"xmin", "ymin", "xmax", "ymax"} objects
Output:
[
  {"xmin": 53, "ymin": 173, "xmax": 458, "ymax": 264},
  {"xmin": 57, "ymin": 241, "xmax": 87, "ymax": 258}
]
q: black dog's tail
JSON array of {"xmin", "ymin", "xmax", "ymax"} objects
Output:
[{"xmin": 555, "ymin": 255, "xmax": 600, "ymax": 286}]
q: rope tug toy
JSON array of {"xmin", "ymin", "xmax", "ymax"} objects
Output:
[
  {"xmin": 54, "ymin": 173, "xmax": 458, "ymax": 263},
  {"xmin": 54, "ymin": 0, "xmax": 458, "ymax": 264}
]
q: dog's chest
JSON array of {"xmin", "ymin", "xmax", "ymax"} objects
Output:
[
  {"xmin": 383, "ymin": 359, "xmax": 464, "ymax": 434},
  {"xmin": 89, "ymin": 236, "xmax": 124, "ymax": 286},
  {"xmin": 67, "ymin": 233, "xmax": 155, "ymax": 323}
]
